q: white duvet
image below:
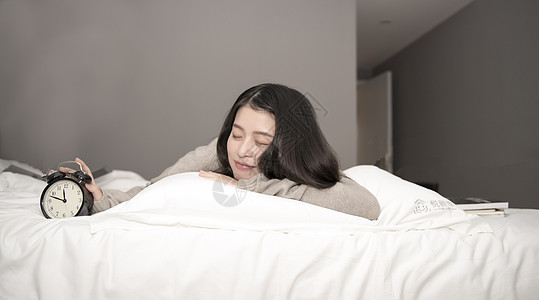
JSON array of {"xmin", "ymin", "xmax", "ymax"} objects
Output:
[{"xmin": 1, "ymin": 166, "xmax": 538, "ymax": 299}]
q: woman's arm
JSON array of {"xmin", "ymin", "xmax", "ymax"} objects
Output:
[
  {"xmin": 237, "ymin": 173, "xmax": 381, "ymax": 220},
  {"xmin": 92, "ymin": 137, "xmax": 220, "ymax": 214}
]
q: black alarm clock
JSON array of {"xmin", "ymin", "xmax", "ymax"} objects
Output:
[{"xmin": 40, "ymin": 161, "xmax": 94, "ymax": 219}]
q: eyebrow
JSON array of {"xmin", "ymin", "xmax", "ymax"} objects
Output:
[{"xmin": 232, "ymin": 124, "xmax": 274, "ymax": 138}]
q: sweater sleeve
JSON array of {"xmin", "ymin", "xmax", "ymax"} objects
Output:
[
  {"xmin": 92, "ymin": 137, "xmax": 220, "ymax": 214},
  {"xmin": 237, "ymin": 173, "xmax": 381, "ymax": 220}
]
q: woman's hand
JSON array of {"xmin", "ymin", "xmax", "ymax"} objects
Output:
[
  {"xmin": 74, "ymin": 158, "xmax": 104, "ymax": 202},
  {"xmin": 198, "ymin": 170, "xmax": 238, "ymax": 187}
]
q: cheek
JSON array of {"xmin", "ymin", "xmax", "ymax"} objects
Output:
[
  {"xmin": 226, "ymin": 136, "xmax": 232, "ymax": 154},
  {"xmin": 226, "ymin": 136, "xmax": 234, "ymax": 159},
  {"xmin": 253, "ymin": 147, "xmax": 268, "ymax": 166},
  {"xmin": 253, "ymin": 149, "xmax": 262, "ymax": 161}
]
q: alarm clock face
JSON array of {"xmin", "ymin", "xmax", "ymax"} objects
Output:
[{"xmin": 41, "ymin": 178, "xmax": 84, "ymax": 219}]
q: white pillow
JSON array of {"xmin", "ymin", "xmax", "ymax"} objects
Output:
[
  {"xmin": 91, "ymin": 172, "xmax": 375, "ymax": 234},
  {"xmin": 91, "ymin": 169, "xmax": 490, "ymax": 234},
  {"xmin": 344, "ymin": 165, "xmax": 488, "ymax": 232},
  {"xmin": 0, "ymin": 172, "xmax": 46, "ymax": 194}
]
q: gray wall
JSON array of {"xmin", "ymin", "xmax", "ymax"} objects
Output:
[
  {"xmin": 0, "ymin": 0, "xmax": 357, "ymax": 179},
  {"xmin": 375, "ymin": 0, "xmax": 539, "ymax": 208}
]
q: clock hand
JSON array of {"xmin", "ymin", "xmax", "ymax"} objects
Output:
[
  {"xmin": 62, "ymin": 190, "xmax": 67, "ymax": 203},
  {"xmin": 51, "ymin": 195, "xmax": 65, "ymax": 202}
]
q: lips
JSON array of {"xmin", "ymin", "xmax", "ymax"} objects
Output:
[{"xmin": 234, "ymin": 160, "xmax": 254, "ymax": 170}]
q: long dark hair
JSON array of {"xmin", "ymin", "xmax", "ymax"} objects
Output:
[{"xmin": 216, "ymin": 83, "xmax": 340, "ymax": 189}]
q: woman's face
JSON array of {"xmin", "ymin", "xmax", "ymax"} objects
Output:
[{"xmin": 227, "ymin": 105, "xmax": 275, "ymax": 180}]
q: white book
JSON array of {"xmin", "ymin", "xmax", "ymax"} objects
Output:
[
  {"xmin": 450, "ymin": 197, "xmax": 509, "ymax": 210},
  {"xmin": 464, "ymin": 209, "xmax": 506, "ymax": 216}
]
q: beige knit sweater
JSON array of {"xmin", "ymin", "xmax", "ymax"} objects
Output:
[{"xmin": 92, "ymin": 138, "xmax": 380, "ymax": 220}]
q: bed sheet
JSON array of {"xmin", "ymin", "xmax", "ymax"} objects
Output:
[{"xmin": 1, "ymin": 167, "xmax": 538, "ymax": 300}]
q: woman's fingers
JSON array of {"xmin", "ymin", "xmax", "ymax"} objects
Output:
[
  {"xmin": 198, "ymin": 171, "xmax": 238, "ymax": 187},
  {"xmin": 59, "ymin": 166, "xmax": 75, "ymax": 173},
  {"xmin": 74, "ymin": 157, "xmax": 103, "ymax": 201},
  {"xmin": 75, "ymin": 158, "xmax": 93, "ymax": 178}
]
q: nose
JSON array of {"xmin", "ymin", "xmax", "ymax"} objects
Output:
[{"xmin": 237, "ymin": 138, "xmax": 256, "ymax": 158}]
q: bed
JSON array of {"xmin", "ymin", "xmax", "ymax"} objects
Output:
[{"xmin": 1, "ymin": 159, "xmax": 538, "ymax": 299}]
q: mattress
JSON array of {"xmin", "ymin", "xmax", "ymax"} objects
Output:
[{"xmin": 1, "ymin": 162, "xmax": 538, "ymax": 299}]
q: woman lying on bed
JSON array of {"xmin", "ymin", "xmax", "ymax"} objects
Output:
[{"xmin": 77, "ymin": 83, "xmax": 381, "ymax": 220}]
